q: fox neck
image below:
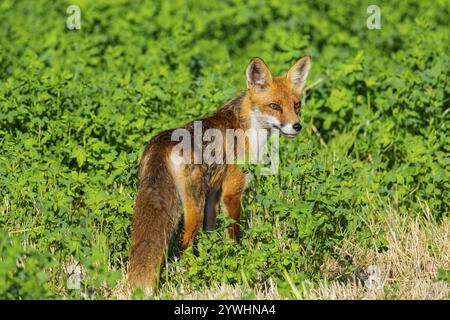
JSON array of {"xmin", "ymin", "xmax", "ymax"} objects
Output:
[
  {"xmin": 217, "ymin": 92, "xmax": 275, "ymax": 162},
  {"xmin": 239, "ymin": 93, "xmax": 274, "ymax": 162}
]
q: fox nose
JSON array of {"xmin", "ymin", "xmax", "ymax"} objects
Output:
[{"xmin": 293, "ymin": 123, "xmax": 302, "ymax": 132}]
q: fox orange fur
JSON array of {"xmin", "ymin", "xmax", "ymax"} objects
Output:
[{"xmin": 127, "ymin": 56, "xmax": 312, "ymax": 293}]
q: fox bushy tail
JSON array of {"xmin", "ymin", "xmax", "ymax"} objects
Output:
[{"xmin": 127, "ymin": 158, "xmax": 179, "ymax": 294}]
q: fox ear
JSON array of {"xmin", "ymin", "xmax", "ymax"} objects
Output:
[
  {"xmin": 246, "ymin": 57, "xmax": 273, "ymax": 93},
  {"xmin": 287, "ymin": 56, "xmax": 311, "ymax": 95}
]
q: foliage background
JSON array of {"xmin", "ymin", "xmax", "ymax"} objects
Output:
[{"xmin": 0, "ymin": 0, "xmax": 448, "ymax": 299}]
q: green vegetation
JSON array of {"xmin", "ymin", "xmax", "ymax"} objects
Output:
[{"xmin": 0, "ymin": 0, "xmax": 448, "ymax": 299}]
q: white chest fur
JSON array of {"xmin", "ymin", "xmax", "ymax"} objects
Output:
[{"xmin": 248, "ymin": 110, "xmax": 278, "ymax": 162}]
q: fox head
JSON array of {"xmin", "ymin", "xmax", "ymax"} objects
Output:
[{"xmin": 245, "ymin": 56, "xmax": 311, "ymax": 137}]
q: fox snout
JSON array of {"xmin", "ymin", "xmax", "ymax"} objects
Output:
[{"xmin": 279, "ymin": 122, "xmax": 302, "ymax": 137}]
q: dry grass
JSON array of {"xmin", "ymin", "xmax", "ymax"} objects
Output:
[
  {"xmin": 115, "ymin": 204, "xmax": 449, "ymax": 300},
  {"xmin": 311, "ymin": 204, "xmax": 449, "ymax": 300}
]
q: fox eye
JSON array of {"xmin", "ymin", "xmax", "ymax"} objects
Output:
[
  {"xmin": 269, "ymin": 103, "xmax": 281, "ymax": 111},
  {"xmin": 294, "ymin": 101, "xmax": 301, "ymax": 112}
]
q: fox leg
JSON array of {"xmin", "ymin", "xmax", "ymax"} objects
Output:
[
  {"xmin": 222, "ymin": 166, "xmax": 246, "ymax": 241},
  {"xmin": 177, "ymin": 166, "xmax": 206, "ymax": 248},
  {"xmin": 203, "ymin": 189, "xmax": 222, "ymax": 232},
  {"xmin": 182, "ymin": 195, "xmax": 205, "ymax": 248}
]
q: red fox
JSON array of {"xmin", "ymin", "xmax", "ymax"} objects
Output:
[{"xmin": 127, "ymin": 56, "xmax": 311, "ymax": 293}]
